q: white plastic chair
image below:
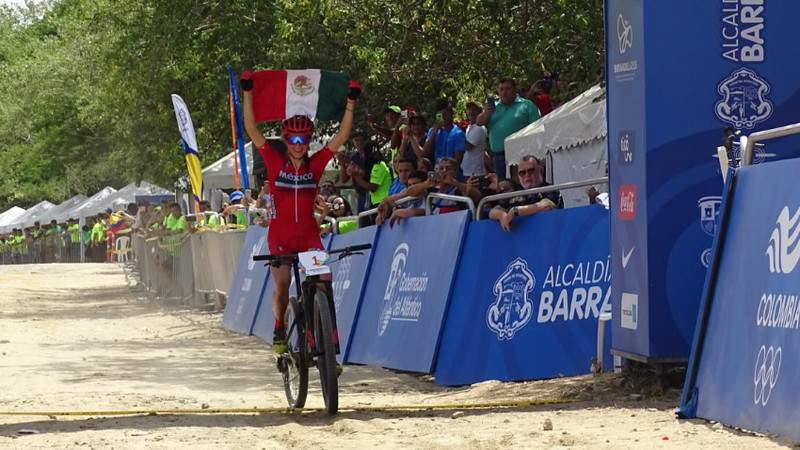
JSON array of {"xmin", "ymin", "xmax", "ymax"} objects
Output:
[{"xmin": 115, "ymin": 236, "xmax": 131, "ymax": 263}]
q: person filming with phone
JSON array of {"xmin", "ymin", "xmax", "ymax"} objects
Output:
[{"xmin": 477, "ymin": 77, "xmax": 540, "ymax": 180}]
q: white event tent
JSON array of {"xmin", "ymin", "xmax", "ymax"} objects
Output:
[
  {"xmin": 1, "ymin": 201, "xmax": 55, "ymax": 232},
  {"xmin": 61, "ymin": 186, "xmax": 117, "ymax": 220},
  {"xmin": 36, "ymin": 195, "xmax": 88, "ymax": 224},
  {"xmin": 0, "ymin": 206, "xmax": 27, "ymax": 233},
  {"xmin": 504, "ymin": 85, "xmax": 608, "ymax": 208}
]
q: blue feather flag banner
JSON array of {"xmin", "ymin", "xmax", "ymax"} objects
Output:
[
  {"xmin": 171, "ymin": 94, "xmax": 203, "ymax": 202},
  {"xmin": 228, "ymin": 66, "xmax": 250, "ymax": 190}
]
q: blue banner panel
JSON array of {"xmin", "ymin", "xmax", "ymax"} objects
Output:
[
  {"xmin": 436, "ymin": 206, "xmax": 612, "ymax": 386},
  {"xmin": 221, "ymin": 226, "xmax": 270, "ymax": 334},
  {"xmin": 328, "ymin": 226, "xmax": 379, "ymax": 363},
  {"xmin": 607, "ymin": 0, "xmax": 800, "ymax": 360},
  {"xmin": 347, "ymin": 211, "xmax": 470, "ymax": 373},
  {"xmin": 251, "ymin": 234, "xmax": 333, "ymax": 344},
  {"xmin": 680, "ymin": 159, "xmax": 800, "ymax": 441}
]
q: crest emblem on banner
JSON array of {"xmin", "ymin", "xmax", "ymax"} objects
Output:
[
  {"xmin": 291, "ymin": 75, "xmax": 316, "ymax": 96},
  {"xmin": 486, "ymin": 258, "xmax": 535, "ymax": 341},
  {"xmin": 698, "ymin": 196, "xmax": 722, "ymax": 237},
  {"xmin": 715, "ymin": 68, "xmax": 773, "ymax": 130}
]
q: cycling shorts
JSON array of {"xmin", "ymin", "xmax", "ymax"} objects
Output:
[{"xmin": 267, "ymin": 221, "xmax": 323, "ymax": 256}]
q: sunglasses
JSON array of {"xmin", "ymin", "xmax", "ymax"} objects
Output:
[
  {"xmin": 286, "ymin": 135, "xmax": 311, "ymax": 145},
  {"xmin": 518, "ymin": 168, "xmax": 537, "ymax": 176}
]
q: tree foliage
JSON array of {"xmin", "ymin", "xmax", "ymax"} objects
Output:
[{"xmin": 0, "ymin": 0, "xmax": 604, "ymax": 210}]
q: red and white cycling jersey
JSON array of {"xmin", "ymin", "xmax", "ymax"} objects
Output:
[{"xmin": 258, "ymin": 141, "xmax": 332, "ymax": 254}]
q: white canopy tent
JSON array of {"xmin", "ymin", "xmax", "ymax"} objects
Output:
[
  {"xmin": 504, "ymin": 85, "xmax": 608, "ymax": 208},
  {"xmin": 101, "ymin": 181, "xmax": 173, "ymax": 213},
  {"xmin": 61, "ymin": 186, "xmax": 117, "ymax": 220},
  {"xmin": 202, "ymin": 143, "xmax": 255, "ymax": 199},
  {"xmin": 0, "ymin": 206, "xmax": 27, "ymax": 232},
  {"xmin": 2, "ymin": 201, "xmax": 55, "ymax": 232},
  {"xmin": 37, "ymin": 195, "xmax": 88, "ymax": 224}
]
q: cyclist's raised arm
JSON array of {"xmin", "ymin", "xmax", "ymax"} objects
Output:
[
  {"xmin": 241, "ymin": 75, "xmax": 266, "ymax": 149},
  {"xmin": 327, "ymin": 81, "xmax": 362, "ymax": 153}
]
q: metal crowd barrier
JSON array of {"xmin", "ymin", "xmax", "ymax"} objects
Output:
[
  {"xmin": 740, "ymin": 122, "xmax": 800, "ymax": 166},
  {"xmin": 425, "ymin": 193, "xmax": 476, "ymax": 217},
  {"xmin": 475, "ymin": 176, "xmax": 609, "ymax": 220},
  {"xmin": 0, "ymin": 235, "xmax": 85, "ymax": 265},
  {"xmin": 129, "ymin": 227, "xmax": 248, "ymax": 307}
]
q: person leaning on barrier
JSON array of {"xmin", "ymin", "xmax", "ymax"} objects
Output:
[
  {"xmin": 393, "ymin": 157, "xmax": 481, "ymax": 214},
  {"xmin": 164, "ymin": 202, "xmax": 189, "ymax": 234},
  {"xmin": 489, "ymin": 155, "xmax": 562, "ymax": 232},
  {"xmin": 197, "ymin": 200, "xmax": 226, "ymax": 230},
  {"xmin": 376, "ymin": 170, "xmax": 429, "ymax": 227}
]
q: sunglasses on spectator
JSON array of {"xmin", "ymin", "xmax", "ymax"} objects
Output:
[
  {"xmin": 286, "ymin": 135, "xmax": 311, "ymax": 145},
  {"xmin": 518, "ymin": 168, "xmax": 537, "ymax": 176}
]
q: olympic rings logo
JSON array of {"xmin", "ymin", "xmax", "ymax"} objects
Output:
[{"xmin": 753, "ymin": 345, "xmax": 782, "ymax": 407}]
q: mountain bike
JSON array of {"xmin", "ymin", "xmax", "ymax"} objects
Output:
[{"xmin": 253, "ymin": 243, "xmax": 371, "ymax": 415}]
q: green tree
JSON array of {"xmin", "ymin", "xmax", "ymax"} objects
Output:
[{"xmin": 0, "ymin": 0, "xmax": 604, "ymax": 211}]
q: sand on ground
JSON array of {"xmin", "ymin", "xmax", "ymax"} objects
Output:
[{"xmin": 0, "ymin": 263, "xmax": 792, "ymax": 449}]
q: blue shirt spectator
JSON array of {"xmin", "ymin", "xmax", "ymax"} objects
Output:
[{"xmin": 424, "ymin": 99, "xmax": 466, "ymax": 163}]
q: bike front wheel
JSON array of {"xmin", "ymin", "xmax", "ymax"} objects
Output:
[
  {"xmin": 313, "ymin": 289, "xmax": 338, "ymax": 415},
  {"xmin": 281, "ymin": 297, "xmax": 308, "ymax": 409}
]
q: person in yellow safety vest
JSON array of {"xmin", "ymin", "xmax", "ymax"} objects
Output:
[
  {"xmin": 198, "ymin": 200, "xmax": 225, "ymax": 230},
  {"xmin": 90, "ymin": 215, "xmax": 108, "ymax": 245},
  {"xmin": 67, "ymin": 219, "xmax": 81, "ymax": 245},
  {"xmin": 164, "ymin": 203, "xmax": 189, "ymax": 233}
]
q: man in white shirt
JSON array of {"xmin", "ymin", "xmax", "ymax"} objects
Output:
[{"xmin": 462, "ymin": 101, "xmax": 488, "ymax": 177}]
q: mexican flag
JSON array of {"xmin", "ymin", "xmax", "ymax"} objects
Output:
[{"xmin": 242, "ymin": 69, "xmax": 349, "ymax": 122}]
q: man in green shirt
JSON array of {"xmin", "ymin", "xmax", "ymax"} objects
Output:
[{"xmin": 477, "ymin": 77, "xmax": 540, "ymax": 180}]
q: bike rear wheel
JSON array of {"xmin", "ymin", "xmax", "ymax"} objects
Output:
[
  {"xmin": 313, "ymin": 289, "xmax": 338, "ymax": 415},
  {"xmin": 281, "ymin": 297, "xmax": 308, "ymax": 409}
]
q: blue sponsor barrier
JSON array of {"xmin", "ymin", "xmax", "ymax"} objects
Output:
[
  {"xmin": 221, "ymin": 226, "xmax": 270, "ymax": 334},
  {"xmin": 251, "ymin": 234, "xmax": 332, "ymax": 343},
  {"xmin": 680, "ymin": 158, "xmax": 800, "ymax": 441},
  {"xmin": 347, "ymin": 211, "xmax": 470, "ymax": 373},
  {"xmin": 328, "ymin": 226, "xmax": 380, "ymax": 363},
  {"xmin": 606, "ymin": 0, "xmax": 800, "ymax": 361},
  {"xmin": 436, "ymin": 206, "xmax": 612, "ymax": 386}
]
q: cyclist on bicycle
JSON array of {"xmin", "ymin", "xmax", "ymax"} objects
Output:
[{"xmin": 241, "ymin": 74, "xmax": 360, "ymax": 354}]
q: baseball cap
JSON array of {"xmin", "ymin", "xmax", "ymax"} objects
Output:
[
  {"xmin": 384, "ymin": 105, "xmax": 402, "ymax": 115},
  {"xmin": 229, "ymin": 190, "xmax": 244, "ymax": 202}
]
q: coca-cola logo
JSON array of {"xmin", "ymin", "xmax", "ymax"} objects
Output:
[{"xmin": 618, "ymin": 185, "xmax": 636, "ymax": 221}]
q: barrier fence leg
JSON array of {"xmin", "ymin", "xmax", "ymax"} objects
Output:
[{"xmin": 593, "ymin": 312, "xmax": 612, "ymax": 374}]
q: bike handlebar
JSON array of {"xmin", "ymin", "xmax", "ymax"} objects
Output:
[{"xmin": 252, "ymin": 243, "xmax": 372, "ymax": 262}]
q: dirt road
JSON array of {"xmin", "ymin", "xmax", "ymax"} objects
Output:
[{"xmin": 0, "ymin": 264, "xmax": 790, "ymax": 449}]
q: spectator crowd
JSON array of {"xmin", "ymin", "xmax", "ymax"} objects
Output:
[
  {"xmin": 317, "ymin": 73, "xmax": 571, "ymax": 234},
  {"xmin": 0, "ymin": 72, "xmax": 592, "ymax": 265}
]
